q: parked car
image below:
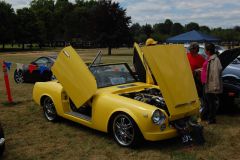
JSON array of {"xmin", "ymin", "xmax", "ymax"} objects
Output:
[
  {"xmin": 33, "ymin": 45, "xmax": 204, "ymax": 147},
  {"xmin": 14, "ymin": 56, "xmax": 56, "ymax": 83},
  {"xmin": 218, "ymin": 48, "xmax": 240, "ymax": 111},
  {"xmin": 222, "ymin": 58, "xmax": 240, "ymax": 83},
  {"xmin": 0, "ymin": 123, "xmax": 5, "ymax": 156}
]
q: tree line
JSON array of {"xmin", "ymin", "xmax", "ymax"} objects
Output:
[
  {"xmin": 130, "ymin": 20, "xmax": 240, "ymax": 44},
  {"xmin": 0, "ymin": 0, "xmax": 132, "ymax": 55},
  {"xmin": 1, "ymin": 0, "xmax": 240, "ymax": 54}
]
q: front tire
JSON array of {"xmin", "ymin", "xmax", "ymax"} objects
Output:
[
  {"xmin": 112, "ymin": 113, "xmax": 142, "ymax": 147},
  {"xmin": 43, "ymin": 97, "xmax": 58, "ymax": 121}
]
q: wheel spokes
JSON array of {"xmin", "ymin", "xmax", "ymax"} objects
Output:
[
  {"xmin": 115, "ymin": 122, "xmax": 121, "ymax": 129},
  {"xmin": 113, "ymin": 115, "xmax": 134, "ymax": 146},
  {"xmin": 120, "ymin": 117, "xmax": 125, "ymax": 126},
  {"xmin": 15, "ymin": 72, "xmax": 24, "ymax": 83},
  {"xmin": 44, "ymin": 98, "xmax": 56, "ymax": 120}
]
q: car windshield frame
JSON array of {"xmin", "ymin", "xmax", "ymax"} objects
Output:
[
  {"xmin": 89, "ymin": 63, "xmax": 137, "ymax": 88},
  {"xmin": 32, "ymin": 56, "xmax": 55, "ymax": 66}
]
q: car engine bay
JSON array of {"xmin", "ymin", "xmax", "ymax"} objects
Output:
[{"xmin": 120, "ymin": 88, "xmax": 170, "ymax": 115}]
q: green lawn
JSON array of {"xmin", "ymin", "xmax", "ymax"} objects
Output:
[{"xmin": 0, "ymin": 48, "xmax": 240, "ymax": 160}]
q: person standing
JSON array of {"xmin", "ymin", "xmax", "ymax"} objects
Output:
[
  {"xmin": 187, "ymin": 42, "xmax": 205, "ymax": 98},
  {"xmin": 145, "ymin": 38, "xmax": 158, "ymax": 46},
  {"xmin": 187, "ymin": 42, "xmax": 205, "ymax": 72},
  {"xmin": 201, "ymin": 43, "xmax": 223, "ymax": 124}
]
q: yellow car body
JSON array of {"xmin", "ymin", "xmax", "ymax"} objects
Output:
[{"xmin": 33, "ymin": 44, "xmax": 200, "ymax": 147}]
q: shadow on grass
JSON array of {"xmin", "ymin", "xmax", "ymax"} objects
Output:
[
  {"xmin": 57, "ymin": 117, "xmax": 206, "ymax": 152},
  {"xmin": 59, "ymin": 117, "xmax": 109, "ymax": 138},
  {"xmin": 104, "ymin": 53, "xmax": 133, "ymax": 57},
  {"xmin": 0, "ymin": 47, "xmax": 58, "ymax": 53},
  {"xmin": 1, "ymin": 99, "xmax": 32, "ymax": 107},
  {"xmin": 142, "ymin": 137, "xmax": 182, "ymax": 150},
  {"xmin": 217, "ymin": 105, "xmax": 240, "ymax": 116}
]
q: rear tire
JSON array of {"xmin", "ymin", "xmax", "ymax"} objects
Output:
[
  {"xmin": 43, "ymin": 97, "xmax": 58, "ymax": 122},
  {"xmin": 14, "ymin": 69, "xmax": 24, "ymax": 83},
  {"xmin": 112, "ymin": 113, "xmax": 142, "ymax": 147}
]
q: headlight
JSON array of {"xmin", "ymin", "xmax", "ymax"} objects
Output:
[{"xmin": 151, "ymin": 109, "xmax": 166, "ymax": 125}]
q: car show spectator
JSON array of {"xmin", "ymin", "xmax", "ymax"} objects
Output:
[
  {"xmin": 145, "ymin": 38, "xmax": 158, "ymax": 46},
  {"xmin": 201, "ymin": 43, "xmax": 223, "ymax": 124},
  {"xmin": 187, "ymin": 42, "xmax": 205, "ymax": 98},
  {"xmin": 187, "ymin": 42, "xmax": 205, "ymax": 72}
]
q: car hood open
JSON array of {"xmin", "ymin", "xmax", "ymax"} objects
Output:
[
  {"xmin": 51, "ymin": 46, "xmax": 97, "ymax": 108},
  {"xmin": 218, "ymin": 47, "xmax": 240, "ymax": 70},
  {"xmin": 134, "ymin": 43, "xmax": 199, "ymax": 117}
]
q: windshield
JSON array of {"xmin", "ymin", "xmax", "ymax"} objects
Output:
[{"xmin": 89, "ymin": 64, "xmax": 136, "ymax": 88}]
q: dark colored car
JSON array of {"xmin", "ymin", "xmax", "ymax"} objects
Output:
[
  {"xmin": 222, "ymin": 58, "xmax": 240, "ymax": 83},
  {"xmin": 219, "ymin": 50, "xmax": 240, "ymax": 111},
  {"xmin": 0, "ymin": 123, "xmax": 5, "ymax": 156},
  {"xmin": 14, "ymin": 56, "xmax": 56, "ymax": 83}
]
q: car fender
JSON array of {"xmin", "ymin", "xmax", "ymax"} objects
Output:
[
  {"xmin": 222, "ymin": 74, "xmax": 240, "ymax": 80},
  {"xmin": 108, "ymin": 108, "xmax": 140, "ymax": 130},
  {"xmin": 91, "ymin": 93, "xmax": 160, "ymax": 136},
  {"xmin": 33, "ymin": 81, "xmax": 64, "ymax": 115}
]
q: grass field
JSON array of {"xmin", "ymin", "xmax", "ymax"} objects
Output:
[{"xmin": 0, "ymin": 48, "xmax": 240, "ymax": 160}]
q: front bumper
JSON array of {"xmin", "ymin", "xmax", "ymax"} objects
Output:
[
  {"xmin": 143, "ymin": 127, "xmax": 178, "ymax": 141},
  {"xmin": 143, "ymin": 117, "xmax": 204, "ymax": 143}
]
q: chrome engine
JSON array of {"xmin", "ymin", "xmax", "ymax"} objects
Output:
[{"xmin": 121, "ymin": 88, "xmax": 169, "ymax": 115}]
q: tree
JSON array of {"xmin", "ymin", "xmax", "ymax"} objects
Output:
[
  {"xmin": 142, "ymin": 24, "xmax": 153, "ymax": 37},
  {"xmin": 30, "ymin": 0, "xmax": 55, "ymax": 45},
  {"xmin": 90, "ymin": 0, "xmax": 131, "ymax": 55},
  {"xmin": 170, "ymin": 23, "xmax": 184, "ymax": 36},
  {"xmin": 153, "ymin": 19, "xmax": 173, "ymax": 35},
  {"xmin": 234, "ymin": 26, "xmax": 240, "ymax": 32},
  {"xmin": 64, "ymin": 0, "xmax": 98, "ymax": 43},
  {"xmin": 0, "ymin": 1, "xmax": 16, "ymax": 49},
  {"xmin": 16, "ymin": 8, "xmax": 40, "ymax": 49},
  {"xmin": 200, "ymin": 25, "xmax": 210, "ymax": 33},
  {"xmin": 54, "ymin": 0, "xmax": 74, "ymax": 42},
  {"xmin": 153, "ymin": 23, "xmax": 165, "ymax": 34},
  {"xmin": 130, "ymin": 23, "xmax": 142, "ymax": 42},
  {"xmin": 164, "ymin": 19, "xmax": 173, "ymax": 34},
  {"xmin": 185, "ymin": 22, "xmax": 200, "ymax": 31}
]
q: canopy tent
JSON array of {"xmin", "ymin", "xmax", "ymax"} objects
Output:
[{"xmin": 166, "ymin": 30, "xmax": 220, "ymax": 43}]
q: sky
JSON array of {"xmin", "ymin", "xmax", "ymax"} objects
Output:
[{"xmin": 5, "ymin": 0, "xmax": 240, "ymax": 28}]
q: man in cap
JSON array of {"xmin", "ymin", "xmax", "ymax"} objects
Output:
[
  {"xmin": 145, "ymin": 38, "xmax": 158, "ymax": 46},
  {"xmin": 187, "ymin": 42, "xmax": 205, "ymax": 99},
  {"xmin": 187, "ymin": 42, "xmax": 205, "ymax": 72}
]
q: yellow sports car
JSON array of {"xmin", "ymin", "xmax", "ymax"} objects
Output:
[{"xmin": 33, "ymin": 43, "xmax": 203, "ymax": 147}]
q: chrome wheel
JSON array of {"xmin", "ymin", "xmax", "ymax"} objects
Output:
[
  {"xmin": 14, "ymin": 70, "xmax": 24, "ymax": 83},
  {"xmin": 43, "ymin": 97, "xmax": 57, "ymax": 121},
  {"xmin": 113, "ymin": 114, "xmax": 135, "ymax": 146}
]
